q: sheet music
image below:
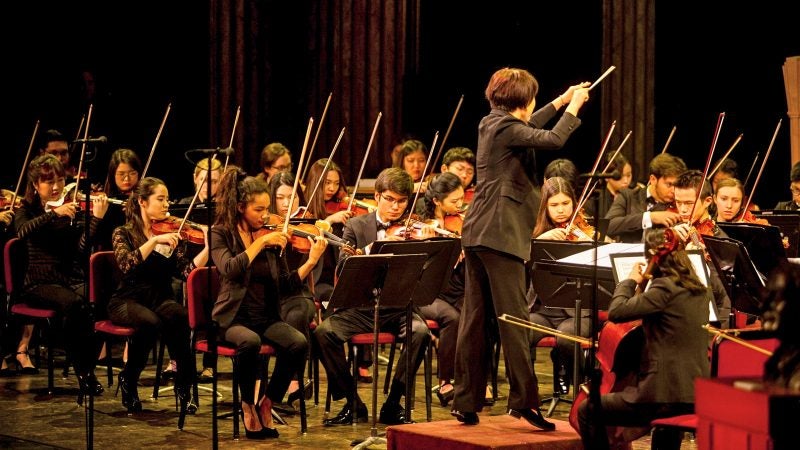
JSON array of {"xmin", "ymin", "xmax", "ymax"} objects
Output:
[{"xmin": 558, "ymin": 242, "xmax": 643, "ymax": 267}]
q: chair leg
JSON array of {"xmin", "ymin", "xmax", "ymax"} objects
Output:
[
  {"xmin": 232, "ymin": 357, "xmax": 240, "ymax": 440},
  {"xmin": 105, "ymin": 338, "xmax": 114, "ymax": 387},
  {"xmin": 152, "ymin": 340, "xmax": 166, "ymax": 399},
  {"xmin": 298, "ymin": 368, "xmax": 308, "ymax": 434},
  {"xmin": 46, "ymin": 320, "xmax": 54, "ymax": 394},
  {"xmin": 424, "ymin": 342, "xmax": 432, "ymax": 422},
  {"xmin": 313, "ymin": 350, "xmax": 320, "ymax": 406},
  {"xmin": 350, "ymin": 344, "xmax": 360, "ymax": 423}
]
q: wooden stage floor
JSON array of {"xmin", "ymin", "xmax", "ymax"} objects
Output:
[{"xmin": 0, "ymin": 345, "xmax": 697, "ymax": 449}]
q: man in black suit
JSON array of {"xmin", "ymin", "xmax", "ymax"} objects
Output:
[
  {"xmin": 605, "ymin": 153, "xmax": 685, "ymax": 243},
  {"xmin": 314, "ymin": 167, "xmax": 431, "ymax": 426},
  {"xmin": 452, "ymin": 67, "xmax": 590, "ymax": 431},
  {"xmin": 774, "ymin": 162, "xmax": 800, "ymax": 211}
]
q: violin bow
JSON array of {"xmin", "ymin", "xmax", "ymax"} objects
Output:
[
  {"xmin": 687, "ymin": 112, "xmax": 725, "ymax": 226},
  {"xmin": 660, "ymin": 125, "xmax": 677, "ymax": 154},
  {"xmin": 303, "ymin": 127, "xmax": 346, "ymax": 208},
  {"xmin": 742, "ymin": 152, "xmax": 760, "ymax": 190},
  {"xmin": 739, "ymin": 119, "xmax": 783, "ymax": 220},
  {"xmin": 403, "ymin": 131, "xmax": 439, "ymax": 232},
  {"xmin": 567, "ymin": 120, "xmax": 616, "ymax": 230},
  {"xmin": 11, "ymin": 120, "xmax": 40, "ymax": 207},
  {"xmin": 300, "ymin": 92, "xmax": 333, "ymax": 181},
  {"xmin": 223, "ymin": 105, "xmax": 240, "ymax": 171},
  {"xmin": 575, "ymin": 129, "xmax": 632, "ymax": 216},
  {"xmin": 707, "ymin": 133, "xmax": 743, "ymax": 182},
  {"xmin": 347, "ymin": 112, "xmax": 383, "ymax": 211},
  {"xmin": 71, "ymin": 104, "xmax": 94, "ymax": 212},
  {"xmin": 424, "ymin": 94, "xmax": 464, "ymax": 183},
  {"xmin": 283, "ymin": 117, "xmax": 315, "ymax": 236},
  {"xmin": 141, "ymin": 103, "xmax": 172, "ymax": 179}
]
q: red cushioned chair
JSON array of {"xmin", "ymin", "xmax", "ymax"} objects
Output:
[
  {"xmin": 5, "ymin": 237, "xmax": 58, "ymax": 393},
  {"xmin": 88, "ymin": 251, "xmax": 136, "ymax": 387},
  {"xmin": 185, "ymin": 266, "xmax": 306, "ymax": 442}
]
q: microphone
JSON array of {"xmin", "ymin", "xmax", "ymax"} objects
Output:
[
  {"xmin": 187, "ymin": 147, "xmax": 235, "ymax": 157},
  {"xmin": 73, "ymin": 136, "xmax": 108, "ymax": 144},
  {"xmin": 579, "ymin": 170, "xmax": 620, "ymax": 180}
]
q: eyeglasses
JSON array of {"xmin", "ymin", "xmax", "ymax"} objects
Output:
[
  {"xmin": 116, "ymin": 170, "xmax": 139, "ymax": 180},
  {"xmin": 271, "ymin": 163, "xmax": 292, "ymax": 172},
  {"xmin": 380, "ymin": 194, "xmax": 409, "ymax": 206}
]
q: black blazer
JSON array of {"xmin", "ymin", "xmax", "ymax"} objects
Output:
[
  {"xmin": 462, "ymin": 105, "xmax": 581, "ymax": 260},
  {"xmin": 609, "ymin": 277, "xmax": 711, "ymax": 404}
]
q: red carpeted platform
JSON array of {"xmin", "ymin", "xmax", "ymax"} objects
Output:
[{"xmin": 386, "ymin": 415, "xmax": 583, "ymax": 450}]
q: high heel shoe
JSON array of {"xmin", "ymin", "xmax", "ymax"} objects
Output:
[
  {"xmin": 174, "ymin": 384, "xmax": 198, "ymax": 415},
  {"xmin": 256, "ymin": 396, "xmax": 280, "ymax": 438},
  {"xmin": 76, "ymin": 373, "xmax": 104, "ymax": 406},
  {"xmin": 116, "ymin": 372, "xmax": 142, "ymax": 413},
  {"xmin": 436, "ymin": 385, "xmax": 455, "ymax": 407},
  {"xmin": 287, "ymin": 379, "xmax": 313, "ymax": 406},
  {"xmin": 15, "ymin": 351, "xmax": 39, "ymax": 375},
  {"xmin": 240, "ymin": 404, "xmax": 274, "ymax": 440}
]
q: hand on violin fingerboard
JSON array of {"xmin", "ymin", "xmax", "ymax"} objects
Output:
[
  {"xmin": 152, "ymin": 232, "xmax": 180, "ymax": 249},
  {"xmin": 0, "ymin": 210, "xmax": 14, "ymax": 226},
  {"xmin": 325, "ymin": 210, "xmax": 353, "ymax": 225},
  {"xmin": 650, "ymin": 210, "xmax": 681, "ymax": 227},
  {"xmin": 671, "ymin": 223, "xmax": 691, "ymax": 242},
  {"xmin": 91, "ymin": 194, "xmax": 109, "ymax": 219},
  {"xmin": 307, "ymin": 236, "xmax": 328, "ymax": 263},
  {"xmin": 536, "ymin": 228, "xmax": 568, "ymax": 241}
]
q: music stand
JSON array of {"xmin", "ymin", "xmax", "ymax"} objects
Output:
[
  {"xmin": 328, "ymin": 253, "xmax": 427, "ymax": 449},
  {"xmin": 703, "ymin": 235, "xmax": 765, "ymax": 317},
  {"xmin": 753, "ymin": 210, "xmax": 800, "ymax": 258},
  {"xmin": 530, "ymin": 239, "xmax": 615, "ymax": 413},
  {"xmin": 371, "ymin": 238, "xmax": 461, "ymax": 420},
  {"xmin": 717, "ymin": 222, "xmax": 788, "ymax": 276}
]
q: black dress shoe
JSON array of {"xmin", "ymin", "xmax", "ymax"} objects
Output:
[
  {"xmin": 379, "ymin": 402, "xmax": 409, "ymax": 425},
  {"xmin": 451, "ymin": 409, "xmax": 479, "ymax": 425},
  {"xmin": 508, "ymin": 408, "xmax": 556, "ymax": 431},
  {"xmin": 323, "ymin": 402, "xmax": 368, "ymax": 426}
]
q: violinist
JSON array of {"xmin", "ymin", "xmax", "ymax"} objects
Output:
[
  {"xmin": 713, "ymin": 178, "xmax": 769, "ymax": 224},
  {"xmin": 38, "ymin": 129, "xmax": 78, "ymax": 181},
  {"xmin": 107, "ymin": 177, "xmax": 208, "ymax": 414},
  {"xmin": 13, "ymin": 153, "xmax": 107, "ymax": 399},
  {"xmin": 528, "ymin": 177, "xmax": 593, "ymax": 397},
  {"xmin": 577, "ymin": 228, "xmax": 711, "ymax": 450},
  {"xmin": 774, "ymin": 161, "xmax": 800, "ymax": 211},
  {"xmin": 605, "ymin": 153, "xmax": 685, "ymax": 243},
  {"xmin": 440, "ymin": 146, "xmax": 476, "ymax": 194},
  {"xmin": 302, "ymin": 158, "xmax": 352, "ymax": 305},
  {"xmin": 211, "ymin": 168, "xmax": 325, "ymax": 439},
  {"xmin": 267, "ymin": 171, "xmax": 320, "ymax": 406},
  {"xmin": 256, "ymin": 142, "xmax": 292, "ymax": 184},
  {"xmin": 176, "ymin": 157, "xmax": 222, "ymax": 384},
  {"xmin": 585, "ymin": 152, "xmax": 635, "ymax": 220},
  {"xmin": 452, "ymin": 67, "xmax": 589, "ymax": 431},
  {"xmin": 393, "ymin": 138, "xmax": 428, "ymax": 191},
  {"xmin": 316, "ymin": 167, "xmax": 431, "ymax": 426},
  {"xmin": 95, "ymin": 148, "xmax": 141, "ymax": 250},
  {"xmin": 672, "ymin": 170, "xmax": 731, "ymax": 327},
  {"xmin": 416, "ymin": 172, "xmax": 465, "ymax": 406}
]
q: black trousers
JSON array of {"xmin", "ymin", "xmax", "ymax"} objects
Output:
[
  {"xmin": 315, "ymin": 307, "xmax": 430, "ymax": 401},
  {"xmin": 420, "ymin": 299, "xmax": 460, "ymax": 382},
  {"xmin": 108, "ymin": 298, "xmax": 195, "ymax": 386},
  {"xmin": 224, "ymin": 321, "xmax": 307, "ymax": 404},
  {"xmin": 577, "ymin": 393, "xmax": 693, "ymax": 450},
  {"xmin": 27, "ymin": 284, "xmax": 98, "ymax": 375},
  {"xmin": 529, "ymin": 310, "xmax": 590, "ymax": 383},
  {"xmin": 453, "ymin": 247, "xmax": 538, "ymax": 412}
]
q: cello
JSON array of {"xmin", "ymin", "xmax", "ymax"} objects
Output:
[{"xmin": 568, "ymin": 228, "xmax": 680, "ymax": 447}]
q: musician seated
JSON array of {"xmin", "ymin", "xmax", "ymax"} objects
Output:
[
  {"xmin": 529, "ymin": 177, "xmax": 592, "ymax": 395},
  {"xmin": 671, "ymin": 170, "xmax": 731, "ymax": 328},
  {"xmin": 315, "ymin": 167, "xmax": 431, "ymax": 426},
  {"xmin": 713, "ymin": 178, "xmax": 768, "ymax": 224},
  {"xmin": 440, "ymin": 147, "xmax": 476, "ymax": 191},
  {"xmin": 393, "ymin": 138, "xmax": 428, "ymax": 193},
  {"xmin": 256, "ymin": 142, "xmax": 292, "ymax": 184},
  {"xmin": 577, "ymin": 228, "xmax": 711, "ymax": 450},
  {"xmin": 774, "ymin": 161, "xmax": 800, "ymax": 211},
  {"xmin": 605, "ymin": 154, "xmax": 685, "ymax": 243}
]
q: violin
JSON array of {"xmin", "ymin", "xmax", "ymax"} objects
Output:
[
  {"xmin": 259, "ymin": 213, "xmax": 359, "ymax": 255},
  {"xmin": 561, "ymin": 211, "xmax": 595, "ymax": 241},
  {"xmin": 0, "ymin": 189, "xmax": 22, "ymax": 211},
  {"xmin": 463, "ymin": 186, "xmax": 475, "ymax": 204},
  {"xmin": 385, "ymin": 214, "xmax": 456, "ymax": 240},
  {"xmin": 151, "ymin": 215, "xmax": 206, "ymax": 245},
  {"xmin": 442, "ymin": 213, "xmax": 463, "ymax": 236},
  {"xmin": 733, "ymin": 208, "xmax": 770, "ymax": 225}
]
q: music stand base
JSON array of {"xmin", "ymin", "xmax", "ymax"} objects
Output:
[
  {"xmin": 351, "ymin": 434, "xmax": 386, "ymax": 450},
  {"xmin": 539, "ymin": 393, "xmax": 573, "ymax": 417}
]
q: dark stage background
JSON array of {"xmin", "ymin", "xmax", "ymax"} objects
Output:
[{"xmin": 4, "ymin": 1, "xmax": 798, "ymax": 207}]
